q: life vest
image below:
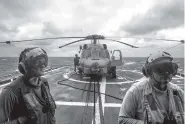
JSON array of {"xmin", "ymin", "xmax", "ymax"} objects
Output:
[
  {"xmin": 5, "ymin": 76, "xmax": 56, "ymax": 124},
  {"xmin": 143, "ymin": 82, "xmax": 184, "ymax": 124}
]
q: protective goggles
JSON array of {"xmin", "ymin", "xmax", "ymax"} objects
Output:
[
  {"xmin": 32, "ymin": 56, "xmax": 48, "ymax": 68},
  {"xmin": 150, "ymin": 61, "xmax": 178, "ymax": 76}
]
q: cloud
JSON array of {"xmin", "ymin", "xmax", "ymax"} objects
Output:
[
  {"xmin": 0, "ymin": 0, "xmax": 51, "ymax": 42},
  {"xmin": 42, "ymin": 22, "xmax": 63, "ymax": 36},
  {"xmin": 0, "ymin": 0, "xmax": 50, "ymax": 19},
  {"xmin": 0, "ymin": 23, "xmax": 18, "ymax": 33},
  {"xmin": 121, "ymin": 0, "xmax": 184, "ymax": 35},
  {"xmin": 42, "ymin": 21, "xmax": 86, "ymax": 36},
  {"xmin": 0, "ymin": 0, "xmax": 184, "ymax": 58}
]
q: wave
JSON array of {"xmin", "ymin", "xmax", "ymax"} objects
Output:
[
  {"xmin": 1, "ymin": 59, "xmax": 7, "ymax": 61},
  {"xmin": 125, "ymin": 62, "xmax": 136, "ymax": 65}
]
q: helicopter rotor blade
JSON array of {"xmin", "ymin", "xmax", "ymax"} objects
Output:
[
  {"xmin": 105, "ymin": 38, "xmax": 139, "ymax": 48},
  {"xmin": 106, "ymin": 36, "xmax": 184, "ymax": 43},
  {"xmin": 58, "ymin": 38, "xmax": 87, "ymax": 48},
  {"xmin": 0, "ymin": 36, "xmax": 86, "ymax": 44}
]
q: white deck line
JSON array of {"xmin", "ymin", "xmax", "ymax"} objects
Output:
[
  {"xmin": 45, "ymin": 66, "xmax": 68, "ymax": 73},
  {"xmin": 175, "ymin": 75, "xmax": 184, "ymax": 79},
  {"xmin": 104, "ymin": 103, "xmax": 122, "ymax": 107},
  {"xmin": 93, "ymin": 96, "xmax": 100, "ymax": 124},
  {"xmin": 91, "ymin": 76, "xmax": 106, "ymax": 124},
  {"xmin": 63, "ymin": 73, "xmax": 135, "ymax": 85},
  {"xmin": 55, "ymin": 101, "xmax": 94, "ymax": 106},
  {"xmin": 101, "ymin": 76, "xmax": 106, "ymax": 113},
  {"xmin": 55, "ymin": 101, "xmax": 122, "ymax": 108}
]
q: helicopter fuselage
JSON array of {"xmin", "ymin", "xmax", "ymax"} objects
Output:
[{"xmin": 77, "ymin": 43, "xmax": 122, "ymax": 77}]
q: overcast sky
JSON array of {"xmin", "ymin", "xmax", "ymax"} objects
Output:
[{"xmin": 0, "ymin": 0, "xmax": 184, "ymax": 57}]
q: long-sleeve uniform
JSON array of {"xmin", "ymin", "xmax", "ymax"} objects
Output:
[
  {"xmin": 0, "ymin": 88, "xmax": 22, "ymax": 124},
  {"xmin": 0, "ymin": 76, "xmax": 56, "ymax": 124},
  {"xmin": 74, "ymin": 57, "xmax": 80, "ymax": 72},
  {"xmin": 118, "ymin": 78, "xmax": 184, "ymax": 124}
]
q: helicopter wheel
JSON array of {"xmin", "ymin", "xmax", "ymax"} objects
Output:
[
  {"xmin": 111, "ymin": 66, "xmax": 116, "ymax": 78},
  {"xmin": 78, "ymin": 69, "xmax": 83, "ymax": 75}
]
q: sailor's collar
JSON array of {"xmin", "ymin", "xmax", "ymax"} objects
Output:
[{"xmin": 144, "ymin": 79, "xmax": 172, "ymax": 95}]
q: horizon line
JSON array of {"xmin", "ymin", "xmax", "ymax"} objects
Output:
[{"xmin": 0, "ymin": 56, "xmax": 184, "ymax": 58}]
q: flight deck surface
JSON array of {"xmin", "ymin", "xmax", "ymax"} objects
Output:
[{"xmin": 0, "ymin": 65, "xmax": 184, "ymax": 124}]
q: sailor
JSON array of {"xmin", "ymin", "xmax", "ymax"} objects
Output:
[
  {"xmin": 118, "ymin": 51, "xmax": 184, "ymax": 124},
  {"xmin": 111, "ymin": 55, "xmax": 115, "ymax": 60},
  {"xmin": 0, "ymin": 47, "xmax": 56, "ymax": 124},
  {"xmin": 74, "ymin": 54, "xmax": 80, "ymax": 72}
]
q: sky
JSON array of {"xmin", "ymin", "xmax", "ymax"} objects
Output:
[{"xmin": 0, "ymin": 0, "xmax": 184, "ymax": 57}]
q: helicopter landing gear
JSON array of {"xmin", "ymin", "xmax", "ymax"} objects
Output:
[
  {"xmin": 111, "ymin": 66, "xmax": 116, "ymax": 78},
  {"xmin": 79, "ymin": 70, "xmax": 83, "ymax": 76},
  {"xmin": 78, "ymin": 68, "xmax": 83, "ymax": 75}
]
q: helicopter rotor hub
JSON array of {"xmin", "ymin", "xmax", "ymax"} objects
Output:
[{"xmin": 86, "ymin": 34, "xmax": 105, "ymax": 40}]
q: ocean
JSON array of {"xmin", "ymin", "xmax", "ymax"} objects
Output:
[{"xmin": 0, "ymin": 57, "xmax": 184, "ymax": 81}]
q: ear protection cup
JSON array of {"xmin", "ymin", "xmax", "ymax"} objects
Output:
[
  {"xmin": 142, "ymin": 64, "xmax": 151, "ymax": 77},
  {"xmin": 172, "ymin": 63, "xmax": 178, "ymax": 76},
  {"xmin": 142, "ymin": 57, "xmax": 151, "ymax": 77},
  {"xmin": 18, "ymin": 61, "xmax": 27, "ymax": 74},
  {"xmin": 142, "ymin": 66, "xmax": 147, "ymax": 77}
]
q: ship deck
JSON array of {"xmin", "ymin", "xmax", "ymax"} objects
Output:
[{"xmin": 0, "ymin": 65, "xmax": 184, "ymax": 124}]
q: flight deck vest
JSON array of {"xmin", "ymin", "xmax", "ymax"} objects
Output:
[
  {"xmin": 5, "ymin": 76, "xmax": 56, "ymax": 124},
  {"xmin": 143, "ymin": 82, "xmax": 184, "ymax": 124}
]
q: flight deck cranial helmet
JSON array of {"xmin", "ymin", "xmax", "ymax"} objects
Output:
[
  {"xmin": 142, "ymin": 51, "xmax": 178, "ymax": 77},
  {"xmin": 18, "ymin": 47, "xmax": 48, "ymax": 74}
]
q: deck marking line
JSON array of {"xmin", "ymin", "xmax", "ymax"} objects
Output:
[
  {"xmin": 100, "ymin": 76, "xmax": 106, "ymax": 114},
  {"xmin": 55, "ymin": 101, "xmax": 122, "ymax": 108},
  {"xmin": 91, "ymin": 76, "xmax": 106, "ymax": 124},
  {"xmin": 63, "ymin": 73, "xmax": 135, "ymax": 84},
  {"xmin": 175, "ymin": 75, "xmax": 184, "ymax": 79}
]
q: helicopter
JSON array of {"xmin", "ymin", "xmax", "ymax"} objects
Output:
[
  {"xmin": 0, "ymin": 34, "xmax": 184, "ymax": 124},
  {"xmin": 1, "ymin": 34, "xmax": 183, "ymax": 79},
  {"xmin": 58, "ymin": 34, "xmax": 139, "ymax": 78}
]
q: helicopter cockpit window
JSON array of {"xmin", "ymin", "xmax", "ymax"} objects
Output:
[
  {"xmin": 81, "ymin": 49, "xmax": 109, "ymax": 58},
  {"xmin": 91, "ymin": 49, "xmax": 100, "ymax": 58},
  {"xmin": 99, "ymin": 50, "xmax": 109, "ymax": 58},
  {"xmin": 81, "ymin": 50, "xmax": 91, "ymax": 58}
]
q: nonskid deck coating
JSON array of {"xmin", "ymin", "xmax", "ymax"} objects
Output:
[{"xmin": 0, "ymin": 66, "xmax": 184, "ymax": 124}]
